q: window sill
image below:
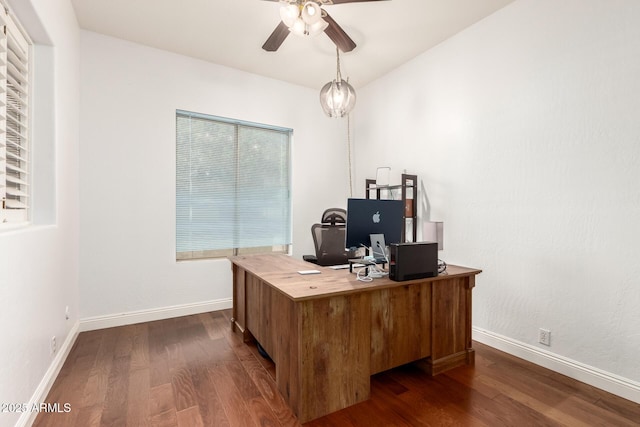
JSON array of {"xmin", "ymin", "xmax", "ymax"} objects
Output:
[{"xmin": 0, "ymin": 221, "xmax": 31, "ymax": 233}]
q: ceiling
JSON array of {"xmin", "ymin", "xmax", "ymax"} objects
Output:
[{"xmin": 71, "ymin": 0, "xmax": 515, "ymax": 90}]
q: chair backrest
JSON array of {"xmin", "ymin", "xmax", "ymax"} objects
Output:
[
  {"xmin": 321, "ymin": 208, "xmax": 347, "ymax": 226},
  {"xmin": 311, "ymin": 223, "xmax": 349, "ymax": 266},
  {"xmin": 310, "ymin": 208, "xmax": 348, "ymax": 266}
]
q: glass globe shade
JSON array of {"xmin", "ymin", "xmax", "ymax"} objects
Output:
[
  {"xmin": 289, "ymin": 17, "xmax": 306, "ymax": 36},
  {"xmin": 319, "ymin": 79, "xmax": 356, "ymax": 118},
  {"xmin": 307, "ymin": 19, "xmax": 328, "ymax": 36},
  {"xmin": 301, "ymin": 2, "xmax": 322, "ymax": 25},
  {"xmin": 279, "ymin": 4, "xmax": 299, "ymax": 28}
]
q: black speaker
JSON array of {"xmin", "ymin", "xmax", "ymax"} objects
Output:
[{"xmin": 389, "ymin": 242, "xmax": 438, "ymax": 281}]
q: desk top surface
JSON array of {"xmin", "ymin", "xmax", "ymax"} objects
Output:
[{"xmin": 230, "ymin": 254, "xmax": 482, "ymax": 301}]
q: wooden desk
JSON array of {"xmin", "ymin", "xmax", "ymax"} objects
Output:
[{"xmin": 230, "ymin": 254, "xmax": 481, "ymax": 423}]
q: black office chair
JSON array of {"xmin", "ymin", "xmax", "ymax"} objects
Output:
[{"xmin": 303, "ymin": 208, "xmax": 351, "ymax": 266}]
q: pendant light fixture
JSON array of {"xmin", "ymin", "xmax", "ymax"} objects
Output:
[{"xmin": 319, "ymin": 47, "xmax": 356, "ymax": 118}]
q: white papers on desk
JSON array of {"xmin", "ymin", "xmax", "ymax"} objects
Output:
[{"xmin": 298, "ymin": 270, "xmax": 321, "ymax": 275}]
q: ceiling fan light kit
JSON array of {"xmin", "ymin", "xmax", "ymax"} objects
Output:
[
  {"xmin": 262, "ymin": 0, "xmax": 388, "ymax": 52},
  {"xmin": 263, "ymin": 0, "xmax": 385, "ymax": 116},
  {"xmin": 279, "ymin": 1, "xmax": 327, "ymax": 36}
]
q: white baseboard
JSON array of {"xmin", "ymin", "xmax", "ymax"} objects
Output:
[
  {"xmin": 473, "ymin": 326, "xmax": 640, "ymax": 404},
  {"xmin": 79, "ymin": 298, "xmax": 233, "ymax": 332},
  {"xmin": 16, "ymin": 321, "xmax": 80, "ymax": 427}
]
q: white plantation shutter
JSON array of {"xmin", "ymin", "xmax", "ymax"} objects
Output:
[
  {"xmin": 176, "ymin": 110, "xmax": 292, "ymax": 260},
  {"xmin": 0, "ymin": 4, "xmax": 30, "ymax": 223}
]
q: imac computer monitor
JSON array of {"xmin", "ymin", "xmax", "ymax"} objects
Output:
[{"xmin": 345, "ymin": 198, "xmax": 404, "ymax": 252}]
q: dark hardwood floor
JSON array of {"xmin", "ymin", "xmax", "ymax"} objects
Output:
[{"xmin": 34, "ymin": 310, "xmax": 640, "ymax": 426}]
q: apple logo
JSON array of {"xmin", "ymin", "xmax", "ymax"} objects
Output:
[{"xmin": 372, "ymin": 211, "xmax": 381, "ymax": 223}]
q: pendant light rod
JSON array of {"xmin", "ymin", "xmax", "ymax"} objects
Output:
[{"xmin": 336, "ymin": 47, "xmax": 342, "ymax": 81}]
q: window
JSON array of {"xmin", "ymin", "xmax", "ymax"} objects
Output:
[
  {"xmin": 0, "ymin": 4, "xmax": 30, "ymax": 224},
  {"xmin": 176, "ymin": 110, "xmax": 292, "ymax": 260}
]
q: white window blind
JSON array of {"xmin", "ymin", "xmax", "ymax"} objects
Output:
[
  {"xmin": 0, "ymin": 4, "xmax": 30, "ymax": 223},
  {"xmin": 176, "ymin": 110, "xmax": 292, "ymax": 260}
]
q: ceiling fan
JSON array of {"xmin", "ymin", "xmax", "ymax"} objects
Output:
[{"xmin": 261, "ymin": 0, "xmax": 387, "ymax": 53}]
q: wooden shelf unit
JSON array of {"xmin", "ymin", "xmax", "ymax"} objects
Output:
[{"xmin": 365, "ymin": 173, "xmax": 418, "ymax": 242}]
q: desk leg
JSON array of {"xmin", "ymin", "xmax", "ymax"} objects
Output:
[
  {"xmin": 231, "ymin": 265, "xmax": 252, "ymax": 342},
  {"xmin": 423, "ymin": 275, "xmax": 475, "ymax": 375}
]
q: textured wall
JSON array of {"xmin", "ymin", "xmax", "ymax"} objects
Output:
[{"xmin": 355, "ymin": 0, "xmax": 640, "ymax": 383}]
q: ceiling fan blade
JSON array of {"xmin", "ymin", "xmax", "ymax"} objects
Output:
[
  {"xmin": 322, "ymin": 12, "xmax": 356, "ymax": 52},
  {"xmin": 262, "ymin": 21, "xmax": 290, "ymax": 51}
]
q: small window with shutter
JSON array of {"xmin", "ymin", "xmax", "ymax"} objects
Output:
[{"xmin": 0, "ymin": 3, "xmax": 30, "ymax": 225}]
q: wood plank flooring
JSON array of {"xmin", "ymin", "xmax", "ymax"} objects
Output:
[{"xmin": 34, "ymin": 310, "xmax": 640, "ymax": 426}]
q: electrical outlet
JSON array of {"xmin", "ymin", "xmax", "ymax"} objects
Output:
[
  {"xmin": 50, "ymin": 336, "xmax": 57, "ymax": 354},
  {"xmin": 539, "ymin": 328, "xmax": 551, "ymax": 346}
]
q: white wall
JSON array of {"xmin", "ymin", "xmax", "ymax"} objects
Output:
[
  {"xmin": 355, "ymin": 0, "xmax": 640, "ymax": 396},
  {"xmin": 0, "ymin": 0, "xmax": 80, "ymax": 426},
  {"xmin": 78, "ymin": 31, "xmax": 350, "ymax": 321}
]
